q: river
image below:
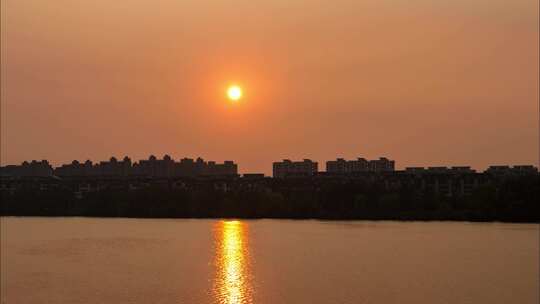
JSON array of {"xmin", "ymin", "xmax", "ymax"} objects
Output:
[{"xmin": 1, "ymin": 217, "xmax": 538, "ymax": 303}]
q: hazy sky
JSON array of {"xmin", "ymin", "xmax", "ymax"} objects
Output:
[{"xmin": 1, "ymin": 0, "xmax": 538, "ymax": 174}]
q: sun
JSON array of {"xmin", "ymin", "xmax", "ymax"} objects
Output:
[{"xmin": 227, "ymin": 85, "xmax": 243, "ymax": 101}]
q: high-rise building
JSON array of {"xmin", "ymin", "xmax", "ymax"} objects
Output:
[
  {"xmin": 326, "ymin": 157, "xmax": 395, "ymax": 173},
  {"xmin": 273, "ymin": 159, "xmax": 318, "ymax": 178},
  {"xmin": 368, "ymin": 157, "xmax": 395, "ymax": 172}
]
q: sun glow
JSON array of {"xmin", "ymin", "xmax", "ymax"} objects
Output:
[
  {"xmin": 213, "ymin": 220, "xmax": 252, "ymax": 304},
  {"xmin": 227, "ymin": 85, "xmax": 243, "ymax": 101}
]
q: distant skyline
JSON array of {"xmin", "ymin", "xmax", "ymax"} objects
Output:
[
  {"xmin": 1, "ymin": 154, "xmax": 537, "ymax": 176},
  {"xmin": 1, "ymin": 0, "xmax": 539, "ymax": 175}
]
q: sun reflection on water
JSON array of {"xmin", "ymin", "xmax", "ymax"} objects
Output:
[{"xmin": 213, "ymin": 220, "xmax": 252, "ymax": 304}]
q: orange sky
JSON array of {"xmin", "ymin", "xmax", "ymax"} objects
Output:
[{"xmin": 1, "ymin": 0, "xmax": 538, "ymax": 174}]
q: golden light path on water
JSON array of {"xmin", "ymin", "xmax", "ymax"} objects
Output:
[{"xmin": 213, "ymin": 220, "xmax": 253, "ymax": 304}]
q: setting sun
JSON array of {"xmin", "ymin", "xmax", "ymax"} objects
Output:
[{"xmin": 227, "ymin": 85, "xmax": 243, "ymax": 101}]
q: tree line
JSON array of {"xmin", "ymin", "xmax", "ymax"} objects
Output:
[{"xmin": 1, "ymin": 175, "xmax": 538, "ymax": 222}]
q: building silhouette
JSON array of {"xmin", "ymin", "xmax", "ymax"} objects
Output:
[
  {"xmin": 0, "ymin": 160, "xmax": 53, "ymax": 177},
  {"xmin": 405, "ymin": 166, "xmax": 476, "ymax": 174},
  {"xmin": 486, "ymin": 165, "xmax": 538, "ymax": 175},
  {"xmin": 51, "ymin": 155, "xmax": 238, "ymax": 178},
  {"xmin": 326, "ymin": 157, "xmax": 395, "ymax": 174},
  {"xmin": 55, "ymin": 157, "xmax": 133, "ymax": 177},
  {"xmin": 1, "ymin": 154, "xmax": 538, "ymax": 180},
  {"xmin": 273, "ymin": 159, "xmax": 318, "ymax": 178}
]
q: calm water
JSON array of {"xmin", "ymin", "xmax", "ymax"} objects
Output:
[{"xmin": 0, "ymin": 218, "xmax": 538, "ymax": 304}]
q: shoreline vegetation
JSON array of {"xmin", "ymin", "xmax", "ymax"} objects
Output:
[
  {"xmin": 0, "ymin": 215, "xmax": 538, "ymax": 224},
  {"xmin": 1, "ymin": 175, "xmax": 538, "ymax": 223}
]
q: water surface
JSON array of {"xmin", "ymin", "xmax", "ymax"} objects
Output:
[{"xmin": 1, "ymin": 218, "xmax": 538, "ymax": 303}]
